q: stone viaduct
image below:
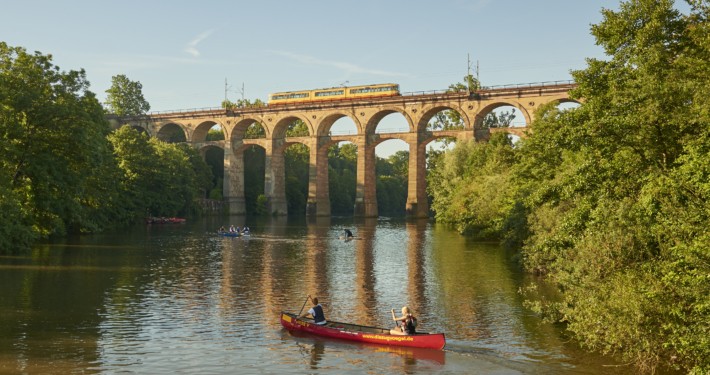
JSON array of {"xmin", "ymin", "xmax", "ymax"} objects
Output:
[{"xmin": 111, "ymin": 81, "xmax": 578, "ymax": 218}]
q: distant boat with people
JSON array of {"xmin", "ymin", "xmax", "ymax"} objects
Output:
[{"xmin": 217, "ymin": 225, "xmax": 251, "ymax": 238}]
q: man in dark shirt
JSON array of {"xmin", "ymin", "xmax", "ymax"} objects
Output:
[{"xmin": 300, "ymin": 296, "xmax": 327, "ymax": 325}]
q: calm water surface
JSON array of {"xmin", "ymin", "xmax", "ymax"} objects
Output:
[{"xmin": 0, "ymin": 217, "xmax": 629, "ymax": 374}]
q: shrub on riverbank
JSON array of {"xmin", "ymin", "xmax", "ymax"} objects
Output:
[{"xmin": 428, "ymin": 1, "xmax": 710, "ymax": 372}]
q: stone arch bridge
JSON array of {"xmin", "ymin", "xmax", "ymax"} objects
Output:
[{"xmin": 111, "ymin": 81, "xmax": 578, "ymax": 218}]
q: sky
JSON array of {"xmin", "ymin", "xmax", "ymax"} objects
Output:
[{"xmin": 1, "ymin": 0, "xmax": 641, "ymax": 155}]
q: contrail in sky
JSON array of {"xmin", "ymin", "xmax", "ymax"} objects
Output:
[
  {"xmin": 185, "ymin": 29, "xmax": 214, "ymax": 57},
  {"xmin": 271, "ymin": 50, "xmax": 408, "ymax": 77}
]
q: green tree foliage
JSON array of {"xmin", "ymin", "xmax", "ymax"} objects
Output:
[
  {"xmin": 243, "ymin": 146, "xmax": 265, "ymax": 215},
  {"xmin": 483, "ymin": 110, "xmax": 516, "ymax": 128},
  {"xmin": 429, "ymin": 4, "xmax": 710, "ymax": 370},
  {"xmin": 441, "ymin": 78, "xmax": 516, "ymax": 130},
  {"xmin": 424, "ymin": 80, "xmax": 474, "ymax": 133},
  {"xmin": 104, "ymin": 74, "xmax": 150, "ymax": 115},
  {"xmin": 205, "ymin": 128, "xmax": 224, "ymax": 141},
  {"xmin": 0, "ymin": 43, "xmax": 118, "ymax": 252},
  {"xmin": 245, "ymin": 123, "xmax": 266, "ymax": 138},
  {"xmin": 203, "ymin": 147, "xmax": 224, "ymax": 199},
  {"xmin": 221, "ymin": 98, "xmax": 265, "ymax": 110},
  {"xmin": 108, "ymin": 127, "xmax": 212, "ymax": 218},
  {"xmin": 328, "ymin": 143, "xmax": 357, "ymax": 215},
  {"xmin": 179, "ymin": 143, "xmax": 214, "ymax": 201},
  {"xmin": 427, "ymin": 133, "xmax": 516, "ymax": 238},
  {"xmin": 285, "ymin": 143, "xmax": 309, "ymax": 215},
  {"xmin": 448, "ymin": 74, "xmax": 481, "ymax": 92},
  {"xmin": 283, "ymin": 120, "xmax": 311, "ymax": 215},
  {"xmin": 286, "ymin": 119, "xmax": 310, "ymax": 137},
  {"xmin": 376, "ymin": 151, "xmax": 409, "ymax": 216},
  {"xmin": 500, "ymin": 1, "xmax": 710, "ymax": 372}
]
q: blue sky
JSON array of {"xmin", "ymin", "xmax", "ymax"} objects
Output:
[
  {"xmin": 2, "ymin": 0, "xmax": 626, "ymax": 112},
  {"xmin": 3, "ymin": 0, "xmax": 671, "ymax": 156}
]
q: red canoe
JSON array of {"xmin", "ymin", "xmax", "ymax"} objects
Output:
[
  {"xmin": 145, "ymin": 217, "xmax": 186, "ymax": 224},
  {"xmin": 280, "ymin": 312, "xmax": 446, "ymax": 350}
]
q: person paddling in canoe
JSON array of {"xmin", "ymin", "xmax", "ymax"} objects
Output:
[
  {"xmin": 299, "ymin": 295, "xmax": 327, "ymax": 325},
  {"xmin": 390, "ymin": 306, "xmax": 417, "ymax": 335}
]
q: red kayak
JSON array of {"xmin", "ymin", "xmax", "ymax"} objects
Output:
[
  {"xmin": 280, "ymin": 312, "xmax": 446, "ymax": 350},
  {"xmin": 145, "ymin": 217, "xmax": 186, "ymax": 224}
]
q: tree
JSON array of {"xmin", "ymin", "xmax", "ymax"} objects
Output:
[
  {"xmin": 483, "ymin": 110, "xmax": 516, "ymax": 128},
  {"xmin": 505, "ymin": 1, "xmax": 710, "ymax": 372},
  {"xmin": 448, "ymin": 74, "xmax": 480, "ymax": 93},
  {"xmin": 105, "ymin": 74, "xmax": 150, "ymax": 115},
  {"xmin": 376, "ymin": 151, "xmax": 409, "ymax": 216},
  {"xmin": 284, "ymin": 143, "xmax": 309, "ymax": 215},
  {"xmin": 221, "ymin": 98, "xmax": 265, "ymax": 110},
  {"xmin": 0, "ymin": 42, "xmax": 118, "ymax": 252},
  {"xmin": 439, "ymin": 76, "xmax": 514, "ymax": 130},
  {"xmin": 108, "ymin": 127, "xmax": 211, "ymax": 218},
  {"xmin": 243, "ymin": 146, "xmax": 265, "ymax": 215},
  {"xmin": 427, "ymin": 133, "xmax": 515, "ymax": 237},
  {"xmin": 328, "ymin": 143, "xmax": 357, "ymax": 215}
]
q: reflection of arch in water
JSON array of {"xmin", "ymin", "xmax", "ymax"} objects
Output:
[
  {"xmin": 218, "ymin": 218, "xmax": 256, "ymax": 320},
  {"xmin": 257, "ymin": 217, "xmax": 290, "ymax": 320},
  {"xmin": 406, "ymin": 219, "xmax": 429, "ymax": 317},
  {"xmin": 303, "ymin": 217, "xmax": 332, "ymax": 307},
  {"xmin": 353, "ymin": 218, "xmax": 378, "ymax": 326}
]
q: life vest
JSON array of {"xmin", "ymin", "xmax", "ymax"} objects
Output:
[
  {"xmin": 312, "ymin": 304, "xmax": 326, "ymax": 324},
  {"xmin": 403, "ymin": 314, "xmax": 417, "ymax": 334}
]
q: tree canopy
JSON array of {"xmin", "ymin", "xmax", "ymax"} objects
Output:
[
  {"xmin": 427, "ymin": 1, "xmax": 710, "ymax": 372},
  {"xmin": 0, "ymin": 42, "xmax": 116, "ymax": 249},
  {"xmin": 0, "ymin": 44, "xmax": 212, "ymax": 253},
  {"xmin": 104, "ymin": 74, "xmax": 150, "ymax": 115}
]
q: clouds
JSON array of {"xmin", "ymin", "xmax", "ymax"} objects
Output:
[{"xmin": 184, "ymin": 29, "xmax": 214, "ymax": 57}]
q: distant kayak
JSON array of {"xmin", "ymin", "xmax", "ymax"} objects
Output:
[{"xmin": 219, "ymin": 231, "xmax": 240, "ymax": 237}]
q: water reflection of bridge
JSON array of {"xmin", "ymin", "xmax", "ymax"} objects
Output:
[
  {"xmin": 218, "ymin": 218, "xmax": 433, "ymax": 331},
  {"xmin": 113, "ymin": 82, "xmax": 577, "ymax": 217}
]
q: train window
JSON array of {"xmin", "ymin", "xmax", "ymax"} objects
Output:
[
  {"xmin": 350, "ymin": 86, "xmax": 396, "ymax": 94},
  {"xmin": 272, "ymin": 92, "xmax": 309, "ymax": 100},
  {"xmin": 314, "ymin": 90, "xmax": 344, "ymax": 97}
]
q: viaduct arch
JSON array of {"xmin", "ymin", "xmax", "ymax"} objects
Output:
[{"xmin": 111, "ymin": 82, "xmax": 578, "ymax": 218}]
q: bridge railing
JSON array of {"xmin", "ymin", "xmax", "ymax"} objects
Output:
[
  {"xmin": 148, "ymin": 107, "xmax": 224, "ymax": 116},
  {"xmin": 479, "ymin": 79, "xmax": 575, "ymax": 91},
  {"xmin": 136, "ymin": 80, "xmax": 576, "ymax": 116},
  {"xmin": 399, "ymin": 79, "xmax": 575, "ymax": 97}
]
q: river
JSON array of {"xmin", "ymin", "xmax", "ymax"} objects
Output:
[{"xmin": 0, "ymin": 216, "xmax": 630, "ymax": 374}]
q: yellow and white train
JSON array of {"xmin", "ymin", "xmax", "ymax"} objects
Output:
[{"xmin": 268, "ymin": 83, "xmax": 400, "ymax": 105}]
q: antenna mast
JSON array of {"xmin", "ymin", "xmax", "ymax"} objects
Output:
[
  {"xmin": 467, "ymin": 54, "xmax": 474, "ymax": 92},
  {"xmin": 476, "ymin": 59, "xmax": 480, "ymax": 84},
  {"xmin": 466, "ymin": 54, "xmax": 481, "ymax": 92}
]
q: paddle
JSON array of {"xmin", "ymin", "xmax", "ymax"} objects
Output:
[
  {"xmin": 298, "ymin": 295, "xmax": 312, "ymax": 316},
  {"xmin": 391, "ymin": 308, "xmax": 402, "ymax": 332}
]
